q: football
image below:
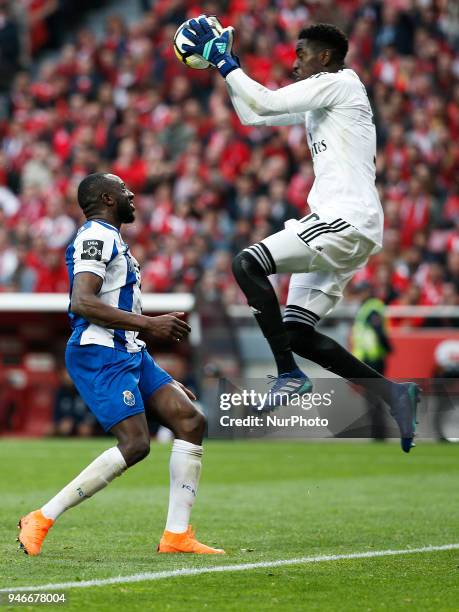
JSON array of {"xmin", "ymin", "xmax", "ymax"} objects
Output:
[{"xmin": 173, "ymin": 15, "xmax": 223, "ymax": 69}]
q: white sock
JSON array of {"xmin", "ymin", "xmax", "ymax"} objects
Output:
[
  {"xmin": 165, "ymin": 439, "xmax": 203, "ymax": 533},
  {"xmin": 41, "ymin": 446, "xmax": 127, "ymax": 521}
]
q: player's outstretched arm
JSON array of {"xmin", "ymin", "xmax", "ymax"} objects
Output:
[
  {"xmin": 225, "ymin": 68, "xmax": 345, "ymax": 116},
  {"xmin": 226, "ymin": 81, "xmax": 304, "ymax": 127},
  {"xmin": 182, "ymin": 17, "xmax": 344, "ymax": 117},
  {"xmin": 70, "ymin": 272, "xmax": 191, "ymax": 341}
]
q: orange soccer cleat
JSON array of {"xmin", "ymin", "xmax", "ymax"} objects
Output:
[
  {"xmin": 158, "ymin": 525, "xmax": 225, "ymax": 554},
  {"xmin": 17, "ymin": 510, "xmax": 54, "ymax": 556}
]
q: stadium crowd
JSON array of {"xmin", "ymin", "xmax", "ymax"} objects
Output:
[
  {"xmin": 0, "ymin": 0, "xmax": 458, "ymax": 325},
  {"xmin": 0, "ymin": 0, "xmax": 101, "ymax": 93}
]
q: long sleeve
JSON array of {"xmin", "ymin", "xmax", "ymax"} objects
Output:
[
  {"xmin": 226, "ymin": 81, "xmax": 304, "ymax": 127},
  {"xmin": 226, "ymin": 68, "xmax": 349, "ymax": 116}
]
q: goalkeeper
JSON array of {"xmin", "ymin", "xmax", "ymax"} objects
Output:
[{"xmin": 182, "ymin": 19, "xmax": 419, "ymax": 453}]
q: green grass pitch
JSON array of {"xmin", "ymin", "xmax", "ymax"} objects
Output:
[{"xmin": 0, "ymin": 439, "xmax": 458, "ymax": 611}]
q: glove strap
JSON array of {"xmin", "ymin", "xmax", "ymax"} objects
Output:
[{"xmin": 216, "ymin": 56, "xmax": 240, "ymax": 78}]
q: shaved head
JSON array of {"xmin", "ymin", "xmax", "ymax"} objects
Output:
[
  {"xmin": 77, "ymin": 173, "xmax": 118, "ymax": 215},
  {"xmin": 77, "ymin": 173, "xmax": 135, "ymax": 225}
]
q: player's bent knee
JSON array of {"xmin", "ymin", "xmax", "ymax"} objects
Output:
[
  {"xmin": 184, "ymin": 407, "xmax": 206, "ymax": 435},
  {"xmin": 232, "ymin": 250, "xmax": 265, "ymax": 282},
  {"xmin": 175, "ymin": 406, "xmax": 206, "ymax": 442},
  {"xmin": 120, "ymin": 437, "xmax": 150, "ymax": 467},
  {"xmin": 194, "ymin": 409, "xmax": 207, "ymax": 434},
  {"xmin": 232, "ymin": 251, "xmax": 248, "ymax": 281}
]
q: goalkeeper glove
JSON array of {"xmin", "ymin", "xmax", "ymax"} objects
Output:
[{"xmin": 182, "ymin": 17, "xmax": 240, "ymax": 78}]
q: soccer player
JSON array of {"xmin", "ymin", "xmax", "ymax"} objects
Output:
[
  {"xmin": 182, "ymin": 20, "xmax": 419, "ymax": 452},
  {"xmin": 18, "ymin": 173, "xmax": 224, "ymax": 555}
]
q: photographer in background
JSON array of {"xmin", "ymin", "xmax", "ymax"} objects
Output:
[{"xmin": 351, "ymin": 281, "xmax": 393, "ymax": 440}]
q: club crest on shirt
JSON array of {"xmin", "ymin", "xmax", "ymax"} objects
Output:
[
  {"xmin": 81, "ymin": 240, "xmax": 103, "ymax": 261},
  {"xmin": 122, "ymin": 390, "xmax": 136, "ymax": 406}
]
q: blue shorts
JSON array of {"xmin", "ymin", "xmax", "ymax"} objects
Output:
[{"xmin": 65, "ymin": 345, "xmax": 172, "ymax": 432}]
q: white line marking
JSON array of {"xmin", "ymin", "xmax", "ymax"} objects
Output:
[{"xmin": 3, "ymin": 543, "xmax": 458, "ymax": 592}]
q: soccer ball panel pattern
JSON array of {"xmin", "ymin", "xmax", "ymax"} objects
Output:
[{"xmin": 173, "ymin": 15, "xmax": 223, "ymax": 70}]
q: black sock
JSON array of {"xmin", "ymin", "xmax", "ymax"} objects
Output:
[
  {"xmin": 232, "ymin": 248, "xmax": 298, "ymax": 375},
  {"xmin": 255, "ymin": 327, "xmax": 297, "ymax": 374},
  {"xmin": 285, "ymin": 321, "xmax": 394, "ymax": 403}
]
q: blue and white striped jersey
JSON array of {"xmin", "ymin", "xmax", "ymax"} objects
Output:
[{"xmin": 65, "ymin": 219, "xmax": 145, "ymax": 353}]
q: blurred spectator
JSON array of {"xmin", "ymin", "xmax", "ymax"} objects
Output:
[
  {"xmin": 0, "ymin": 0, "xmax": 100, "ymax": 95},
  {"xmin": 50, "ymin": 367, "xmax": 95, "ymax": 437},
  {"xmin": 0, "ymin": 0, "xmax": 21, "ymax": 91},
  {"xmin": 390, "ymin": 283, "xmax": 428, "ymax": 328},
  {"xmin": 351, "ymin": 280, "xmax": 392, "ymax": 440},
  {"xmin": 0, "ymin": 227, "xmax": 17, "ymax": 287},
  {"xmin": 8, "ymin": 243, "xmax": 36, "ymax": 291}
]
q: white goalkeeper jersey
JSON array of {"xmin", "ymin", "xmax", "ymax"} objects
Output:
[
  {"xmin": 226, "ymin": 68, "xmax": 383, "ymax": 251},
  {"xmin": 65, "ymin": 219, "xmax": 145, "ymax": 353}
]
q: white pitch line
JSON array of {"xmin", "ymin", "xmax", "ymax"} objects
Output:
[{"xmin": 3, "ymin": 543, "xmax": 458, "ymax": 592}]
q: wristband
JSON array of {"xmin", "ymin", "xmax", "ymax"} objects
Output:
[{"xmin": 216, "ymin": 55, "xmax": 240, "ymax": 78}]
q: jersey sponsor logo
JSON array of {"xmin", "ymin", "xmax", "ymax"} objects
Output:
[
  {"xmin": 81, "ymin": 240, "xmax": 104, "ymax": 261},
  {"xmin": 123, "ymin": 390, "xmax": 136, "ymax": 406},
  {"xmin": 310, "ymin": 139, "xmax": 327, "ymax": 158}
]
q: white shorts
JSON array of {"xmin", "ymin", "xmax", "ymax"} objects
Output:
[{"xmin": 245, "ymin": 213, "xmax": 377, "ymax": 324}]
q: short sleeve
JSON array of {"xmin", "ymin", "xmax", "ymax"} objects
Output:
[{"xmin": 73, "ymin": 227, "xmax": 117, "ymax": 280}]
